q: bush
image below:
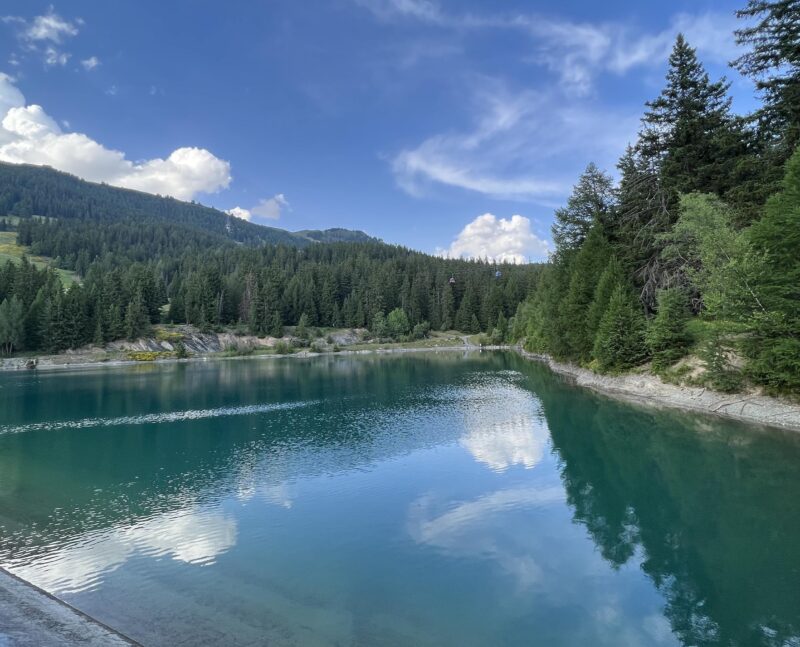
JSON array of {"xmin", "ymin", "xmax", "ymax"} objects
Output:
[
  {"xmin": 127, "ymin": 351, "xmax": 170, "ymax": 362},
  {"xmin": 411, "ymin": 321, "xmax": 430, "ymax": 340},
  {"xmin": 387, "ymin": 308, "xmax": 411, "ymax": 339},
  {"xmin": 174, "ymin": 340, "xmax": 189, "ymax": 359},
  {"xmin": 273, "ymin": 340, "xmax": 293, "ymax": 354}
]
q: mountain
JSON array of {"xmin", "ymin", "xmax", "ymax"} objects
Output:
[{"xmin": 0, "ymin": 162, "xmax": 375, "ymax": 248}]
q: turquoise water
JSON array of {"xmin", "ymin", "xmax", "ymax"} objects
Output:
[{"xmin": 0, "ymin": 352, "xmax": 799, "ymax": 646}]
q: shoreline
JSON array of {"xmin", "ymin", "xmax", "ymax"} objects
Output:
[
  {"xmin": 518, "ymin": 349, "xmax": 800, "ymax": 433},
  {"xmin": 0, "ymin": 566, "xmax": 139, "ymax": 646},
  {"xmin": 3, "ymin": 341, "xmax": 800, "ymax": 432}
]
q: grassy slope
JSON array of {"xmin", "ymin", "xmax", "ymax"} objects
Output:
[{"xmin": 0, "ymin": 231, "xmax": 79, "ymax": 286}]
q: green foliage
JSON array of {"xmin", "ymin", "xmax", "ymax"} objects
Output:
[
  {"xmin": 411, "ymin": 321, "xmax": 431, "ymax": 340},
  {"xmin": 592, "ymin": 285, "xmax": 650, "ymax": 373},
  {"xmin": 699, "ymin": 330, "xmax": 743, "ymax": 393},
  {"xmin": 646, "ymin": 288, "xmax": 692, "ymax": 371},
  {"xmin": 295, "ymin": 313, "xmax": 310, "ymax": 340},
  {"xmin": 560, "ymin": 227, "xmax": 610, "ymax": 360},
  {"xmin": 734, "ymin": 0, "xmax": 800, "ymax": 160},
  {"xmin": 386, "ymin": 308, "xmax": 410, "ymax": 338},
  {"xmin": 174, "ymin": 340, "xmax": 189, "ymax": 359},
  {"xmin": 663, "ymin": 193, "xmax": 765, "ymax": 320},
  {"xmin": 551, "ymin": 163, "xmax": 614, "ymax": 255},
  {"xmin": 0, "ymin": 296, "xmax": 24, "ymax": 355},
  {"xmin": 126, "ymin": 351, "xmax": 170, "ymax": 362}
]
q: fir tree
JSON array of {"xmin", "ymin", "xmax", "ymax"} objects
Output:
[
  {"xmin": 734, "ymin": 1, "xmax": 800, "ymax": 160},
  {"xmin": 593, "ymin": 285, "xmax": 650, "ymax": 373},
  {"xmin": 552, "ymin": 163, "xmax": 614, "ymax": 255},
  {"xmin": 646, "ymin": 288, "xmax": 692, "ymax": 371}
]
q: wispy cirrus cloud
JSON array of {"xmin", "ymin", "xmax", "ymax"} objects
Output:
[
  {"xmin": 356, "ymin": 1, "xmax": 739, "ymax": 95},
  {"xmin": 392, "ymin": 78, "xmax": 637, "ymax": 203},
  {"xmin": 2, "ymin": 7, "xmax": 87, "ymax": 68}
]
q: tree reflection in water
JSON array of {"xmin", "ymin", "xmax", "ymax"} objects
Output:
[{"xmin": 526, "ymin": 362, "xmax": 800, "ymax": 647}]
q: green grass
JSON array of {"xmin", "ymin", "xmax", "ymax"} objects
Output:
[{"xmin": 0, "ymin": 231, "xmax": 79, "ymax": 286}]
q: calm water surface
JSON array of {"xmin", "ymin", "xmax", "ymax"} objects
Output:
[{"xmin": 0, "ymin": 352, "xmax": 799, "ymax": 646}]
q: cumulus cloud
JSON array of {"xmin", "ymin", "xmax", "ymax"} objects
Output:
[
  {"xmin": 252, "ymin": 193, "xmax": 290, "ymax": 220},
  {"xmin": 226, "ymin": 195, "xmax": 290, "ymax": 222},
  {"xmin": 0, "ymin": 74, "xmax": 231, "ymax": 200},
  {"xmin": 225, "ymin": 206, "xmax": 252, "ymax": 221},
  {"xmin": 81, "ymin": 55, "xmax": 100, "ymax": 70},
  {"xmin": 440, "ymin": 214, "xmax": 550, "ymax": 264}
]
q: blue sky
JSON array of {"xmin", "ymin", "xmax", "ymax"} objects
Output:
[{"xmin": 0, "ymin": 0, "xmax": 756, "ymax": 261}]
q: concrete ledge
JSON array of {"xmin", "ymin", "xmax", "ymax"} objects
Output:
[{"xmin": 0, "ymin": 567, "xmax": 138, "ymax": 646}]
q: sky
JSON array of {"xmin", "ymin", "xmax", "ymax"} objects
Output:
[{"xmin": 0, "ymin": 0, "xmax": 757, "ymax": 262}]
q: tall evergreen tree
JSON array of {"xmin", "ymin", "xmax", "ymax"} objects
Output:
[
  {"xmin": 734, "ymin": 1, "xmax": 800, "ymax": 160},
  {"xmin": 552, "ymin": 163, "xmax": 614, "ymax": 255},
  {"xmin": 639, "ymin": 34, "xmax": 738, "ymax": 197}
]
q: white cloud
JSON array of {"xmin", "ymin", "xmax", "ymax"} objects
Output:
[
  {"xmin": 393, "ymin": 80, "xmax": 636, "ymax": 202},
  {"xmin": 21, "ymin": 9, "xmax": 80, "ymax": 43},
  {"xmin": 3, "ymin": 8, "xmax": 81, "ymax": 68},
  {"xmin": 441, "ymin": 214, "xmax": 550, "ymax": 264},
  {"xmin": 225, "ymin": 206, "xmax": 252, "ymax": 221},
  {"xmin": 11, "ymin": 506, "xmax": 237, "ymax": 595},
  {"xmin": 461, "ymin": 414, "xmax": 549, "ymax": 472},
  {"xmin": 43, "ymin": 46, "xmax": 69, "ymax": 66},
  {"xmin": 81, "ymin": 56, "xmax": 100, "ymax": 70},
  {"xmin": 252, "ymin": 193, "xmax": 290, "ymax": 220},
  {"xmin": 0, "ymin": 74, "xmax": 231, "ymax": 200},
  {"xmin": 357, "ymin": 2, "xmax": 739, "ymax": 94},
  {"xmin": 227, "ymin": 195, "xmax": 290, "ymax": 222}
]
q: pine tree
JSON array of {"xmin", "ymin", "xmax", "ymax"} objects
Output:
[
  {"xmin": 639, "ymin": 34, "xmax": 738, "ymax": 196},
  {"xmin": 586, "ymin": 256, "xmax": 625, "ymax": 345},
  {"xmin": 734, "ymin": 1, "xmax": 800, "ymax": 160},
  {"xmin": 593, "ymin": 285, "xmax": 650, "ymax": 373},
  {"xmin": 552, "ymin": 163, "xmax": 614, "ymax": 255},
  {"xmin": 268, "ymin": 310, "xmax": 284, "ymax": 338},
  {"xmin": 0, "ymin": 297, "xmax": 24, "ymax": 355},
  {"xmin": 124, "ymin": 290, "xmax": 150, "ymax": 340},
  {"xmin": 296, "ymin": 312, "xmax": 310, "ymax": 340},
  {"xmin": 744, "ymin": 146, "xmax": 800, "ymax": 393},
  {"xmin": 560, "ymin": 227, "xmax": 610, "ymax": 361},
  {"xmin": 646, "ymin": 288, "xmax": 692, "ymax": 371}
]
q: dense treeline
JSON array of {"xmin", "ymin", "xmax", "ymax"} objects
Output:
[
  {"xmin": 512, "ymin": 2, "xmax": 800, "ymax": 396},
  {"xmin": 0, "ymin": 237, "xmax": 537, "ymax": 354}
]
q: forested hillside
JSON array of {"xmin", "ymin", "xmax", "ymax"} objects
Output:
[
  {"xmin": 0, "ymin": 162, "xmax": 374, "ymax": 248},
  {"xmin": 511, "ymin": 2, "xmax": 800, "ymax": 396},
  {"xmin": 0, "ymin": 164, "xmax": 538, "ymax": 355}
]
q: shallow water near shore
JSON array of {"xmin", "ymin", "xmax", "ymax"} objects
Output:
[{"xmin": 0, "ymin": 351, "xmax": 799, "ymax": 646}]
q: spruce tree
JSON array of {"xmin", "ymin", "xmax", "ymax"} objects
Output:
[
  {"xmin": 646, "ymin": 288, "xmax": 692, "ymax": 371},
  {"xmin": 640, "ymin": 34, "xmax": 737, "ymax": 196},
  {"xmin": 552, "ymin": 163, "xmax": 614, "ymax": 255},
  {"xmin": 734, "ymin": 1, "xmax": 800, "ymax": 160},
  {"xmin": 745, "ymin": 146, "xmax": 800, "ymax": 393},
  {"xmin": 593, "ymin": 285, "xmax": 650, "ymax": 373},
  {"xmin": 586, "ymin": 256, "xmax": 625, "ymax": 345}
]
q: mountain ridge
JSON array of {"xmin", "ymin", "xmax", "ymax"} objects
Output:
[{"xmin": 0, "ymin": 162, "xmax": 376, "ymax": 248}]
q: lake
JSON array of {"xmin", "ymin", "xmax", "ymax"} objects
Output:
[{"xmin": 0, "ymin": 352, "xmax": 799, "ymax": 646}]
